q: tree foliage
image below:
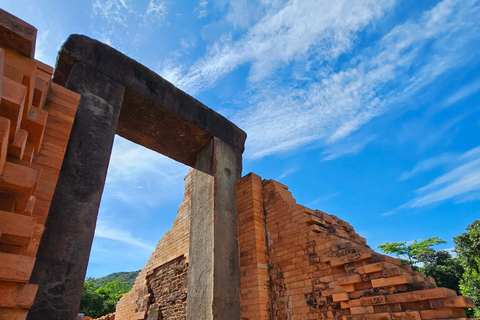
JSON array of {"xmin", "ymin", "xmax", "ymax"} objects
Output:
[
  {"xmin": 421, "ymin": 250, "xmax": 463, "ymax": 294},
  {"xmin": 378, "ymin": 237, "xmax": 447, "ymax": 268},
  {"xmin": 95, "ymin": 271, "xmax": 139, "ymax": 288},
  {"xmin": 79, "ymin": 278, "xmax": 132, "ymax": 318},
  {"xmin": 454, "ymin": 220, "xmax": 480, "ymax": 317},
  {"xmin": 378, "ymin": 237, "xmax": 463, "ymax": 294}
]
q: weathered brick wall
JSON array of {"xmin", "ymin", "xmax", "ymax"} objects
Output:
[
  {"xmin": 88, "ymin": 314, "xmax": 114, "ymax": 320},
  {"xmin": 114, "ymin": 170, "xmax": 193, "ymax": 320},
  {"xmin": 237, "ymin": 173, "xmax": 270, "ymax": 319},
  {"xmin": 237, "ymin": 173, "xmax": 476, "ymax": 320},
  {"xmin": 0, "ymin": 9, "xmax": 80, "ymax": 320},
  {"xmin": 146, "ymin": 255, "xmax": 187, "ymax": 319},
  {"xmin": 113, "ymin": 172, "xmax": 476, "ymax": 320}
]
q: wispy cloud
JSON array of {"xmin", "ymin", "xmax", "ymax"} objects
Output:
[
  {"xmin": 386, "ymin": 145, "xmax": 480, "ymax": 215},
  {"xmin": 107, "ymin": 136, "xmax": 187, "ymax": 183},
  {"xmin": 307, "ymin": 192, "xmax": 340, "ymax": 207},
  {"xmin": 398, "ymin": 153, "xmax": 455, "ymax": 181},
  {"xmin": 157, "ymin": 52, "xmax": 186, "ymax": 84},
  {"xmin": 146, "ymin": 0, "xmax": 169, "ymax": 21},
  {"xmin": 92, "ymin": 0, "xmax": 168, "ymax": 24},
  {"xmin": 91, "ymin": 0, "xmax": 169, "ymax": 51},
  {"xmin": 171, "ymin": 0, "xmax": 480, "ymax": 160},
  {"xmin": 277, "ymin": 168, "xmax": 298, "ymax": 180},
  {"xmin": 195, "ymin": 0, "xmax": 208, "ymax": 18},
  {"xmin": 106, "ymin": 136, "xmax": 188, "ymax": 208},
  {"xmin": 178, "ymin": 0, "xmax": 396, "ymax": 93},
  {"xmin": 95, "ymin": 220, "xmax": 155, "ymax": 252},
  {"xmin": 442, "ymin": 79, "xmax": 480, "ymax": 107},
  {"xmin": 92, "ymin": 0, "xmax": 133, "ymax": 26},
  {"xmin": 323, "ymin": 135, "xmax": 376, "ymax": 161}
]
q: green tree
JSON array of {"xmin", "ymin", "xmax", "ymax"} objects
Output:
[
  {"xmin": 421, "ymin": 250, "xmax": 464, "ymax": 294},
  {"xmin": 79, "ymin": 279, "xmax": 132, "ymax": 318},
  {"xmin": 378, "ymin": 237, "xmax": 463, "ymax": 294},
  {"xmin": 96, "ymin": 281, "xmax": 132, "ymax": 314},
  {"xmin": 378, "ymin": 237, "xmax": 447, "ymax": 268},
  {"xmin": 79, "ymin": 278, "xmax": 104, "ymax": 318},
  {"xmin": 454, "ymin": 220, "xmax": 480, "ymax": 317},
  {"xmin": 95, "ymin": 270, "xmax": 139, "ymax": 288}
]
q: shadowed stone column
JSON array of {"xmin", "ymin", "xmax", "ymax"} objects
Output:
[
  {"xmin": 187, "ymin": 137, "xmax": 241, "ymax": 320},
  {"xmin": 28, "ymin": 63, "xmax": 125, "ymax": 320}
]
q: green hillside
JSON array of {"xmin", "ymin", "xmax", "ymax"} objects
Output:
[{"xmin": 94, "ymin": 270, "xmax": 140, "ymax": 288}]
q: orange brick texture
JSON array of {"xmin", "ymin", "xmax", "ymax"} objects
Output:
[
  {"xmin": 237, "ymin": 173, "xmax": 477, "ymax": 320},
  {"xmin": 0, "ymin": 10, "xmax": 80, "ymax": 320},
  {"xmin": 88, "ymin": 314, "xmax": 114, "ymax": 320},
  {"xmin": 112, "ymin": 171, "xmax": 477, "ymax": 320},
  {"xmin": 114, "ymin": 170, "xmax": 193, "ymax": 320}
]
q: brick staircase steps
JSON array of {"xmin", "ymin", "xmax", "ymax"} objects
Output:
[
  {"xmin": 0, "ymin": 252, "xmax": 35, "ymax": 282},
  {"xmin": 235, "ymin": 175, "xmax": 478, "ymax": 320},
  {"xmin": 0, "ymin": 281, "xmax": 38, "ymax": 309},
  {"xmin": 0, "ymin": 11, "xmax": 80, "ymax": 317}
]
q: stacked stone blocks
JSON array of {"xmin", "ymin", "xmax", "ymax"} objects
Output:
[{"xmin": 0, "ymin": 9, "xmax": 80, "ymax": 320}]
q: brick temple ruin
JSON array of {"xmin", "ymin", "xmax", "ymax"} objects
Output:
[{"xmin": 0, "ymin": 9, "xmax": 477, "ymax": 320}]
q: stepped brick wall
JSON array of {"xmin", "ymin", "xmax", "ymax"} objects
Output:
[
  {"xmin": 0, "ymin": 9, "xmax": 80, "ymax": 320},
  {"xmin": 238, "ymin": 173, "xmax": 476, "ymax": 320},
  {"xmin": 109, "ymin": 172, "xmax": 477, "ymax": 320},
  {"xmin": 114, "ymin": 170, "xmax": 193, "ymax": 320}
]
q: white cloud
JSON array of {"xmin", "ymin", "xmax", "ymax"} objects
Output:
[
  {"xmin": 93, "ymin": 0, "xmax": 168, "ymax": 24},
  {"xmin": 180, "ymin": 37, "xmax": 197, "ymax": 50},
  {"xmin": 34, "ymin": 24, "xmax": 65, "ymax": 67},
  {"xmin": 398, "ymin": 153, "xmax": 455, "ymax": 181},
  {"xmin": 92, "ymin": 0, "xmax": 133, "ymax": 26},
  {"xmin": 178, "ymin": 0, "xmax": 396, "ymax": 93},
  {"xmin": 172, "ymin": 0, "xmax": 480, "ymax": 160},
  {"xmin": 323, "ymin": 135, "xmax": 375, "ymax": 161},
  {"xmin": 277, "ymin": 168, "xmax": 298, "ymax": 180},
  {"xmin": 242, "ymin": 0, "xmax": 480, "ymax": 159},
  {"xmin": 195, "ymin": 0, "xmax": 208, "ymax": 18},
  {"xmin": 107, "ymin": 135, "xmax": 187, "ymax": 184},
  {"xmin": 157, "ymin": 55, "xmax": 187, "ymax": 87},
  {"xmin": 146, "ymin": 0, "xmax": 168, "ymax": 21},
  {"xmin": 307, "ymin": 192, "xmax": 340, "ymax": 207},
  {"xmin": 224, "ymin": 0, "xmax": 284, "ymax": 29},
  {"xmin": 442, "ymin": 79, "xmax": 480, "ymax": 107},
  {"xmin": 106, "ymin": 136, "xmax": 188, "ymax": 207},
  {"xmin": 92, "ymin": 0, "xmax": 169, "ymax": 51},
  {"xmin": 95, "ymin": 220, "xmax": 155, "ymax": 252},
  {"xmin": 387, "ymin": 144, "xmax": 480, "ymax": 214}
]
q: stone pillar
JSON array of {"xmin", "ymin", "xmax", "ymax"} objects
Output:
[
  {"xmin": 28, "ymin": 63, "xmax": 125, "ymax": 320},
  {"xmin": 187, "ymin": 137, "xmax": 241, "ymax": 320}
]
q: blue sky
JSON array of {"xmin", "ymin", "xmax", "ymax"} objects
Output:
[{"xmin": 2, "ymin": 0, "xmax": 479, "ymax": 278}]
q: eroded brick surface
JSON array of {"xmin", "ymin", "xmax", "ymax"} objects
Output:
[
  {"xmin": 110, "ymin": 172, "xmax": 477, "ymax": 320},
  {"xmin": 237, "ymin": 174, "xmax": 475, "ymax": 320}
]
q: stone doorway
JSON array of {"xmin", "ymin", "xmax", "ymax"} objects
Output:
[{"xmin": 27, "ymin": 35, "xmax": 246, "ymax": 320}]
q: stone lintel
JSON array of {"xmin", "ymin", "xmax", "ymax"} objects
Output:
[{"xmin": 52, "ymin": 34, "xmax": 246, "ymax": 167}]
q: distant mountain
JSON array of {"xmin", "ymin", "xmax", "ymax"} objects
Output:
[{"xmin": 94, "ymin": 270, "xmax": 140, "ymax": 288}]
